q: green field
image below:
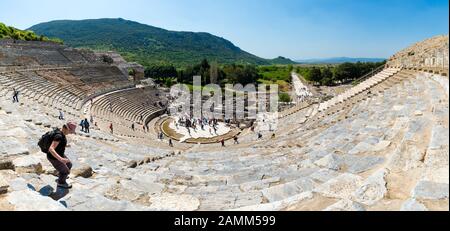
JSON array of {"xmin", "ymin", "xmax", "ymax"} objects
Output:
[{"xmin": 257, "ymin": 65, "xmax": 293, "ymax": 92}]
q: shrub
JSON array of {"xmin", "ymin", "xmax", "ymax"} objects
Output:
[
  {"xmin": 0, "ymin": 22, "xmax": 63, "ymax": 44},
  {"xmin": 279, "ymin": 93, "xmax": 292, "ymax": 103}
]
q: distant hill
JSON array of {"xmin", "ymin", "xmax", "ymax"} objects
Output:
[
  {"xmin": 269, "ymin": 56, "xmax": 297, "ymax": 65},
  {"xmin": 29, "ymin": 18, "xmax": 291, "ymax": 67},
  {"xmin": 295, "ymin": 57, "xmax": 386, "ymax": 64}
]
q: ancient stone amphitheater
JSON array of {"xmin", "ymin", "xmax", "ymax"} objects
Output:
[{"xmin": 0, "ymin": 35, "xmax": 448, "ymax": 211}]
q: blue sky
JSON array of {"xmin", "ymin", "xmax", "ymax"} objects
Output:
[{"xmin": 0, "ymin": 0, "xmax": 448, "ymax": 59}]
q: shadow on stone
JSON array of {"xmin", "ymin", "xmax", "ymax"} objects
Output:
[
  {"xmin": 27, "ymin": 183, "xmax": 36, "ymax": 191},
  {"xmin": 50, "ymin": 187, "xmax": 70, "ymax": 201},
  {"xmin": 59, "ymin": 200, "xmax": 68, "ymax": 208},
  {"xmin": 39, "ymin": 185, "xmax": 55, "ymax": 197}
]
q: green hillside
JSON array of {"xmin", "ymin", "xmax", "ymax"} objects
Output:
[
  {"xmin": 0, "ymin": 22, "xmax": 62, "ymax": 43},
  {"xmin": 29, "ymin": 18, "xmax": 296, "ymax": 67}
]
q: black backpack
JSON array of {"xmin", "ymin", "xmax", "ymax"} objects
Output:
[{"xmin": 38, "ymin": 129, "xmax": 61, "ymax": 153}]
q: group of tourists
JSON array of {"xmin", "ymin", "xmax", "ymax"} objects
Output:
[
  {"xmin": 79, "ymin": 118, "xmax": 91, "ymax": 133},
  {"xmin": 296, "ymin": 87, "xmax": 313, "ymax": 102},
  {"xmin": 177, "ymin": 116, "xmax": 221, "ymax": 136},
  {"xmin": 157, "ymin": 132, "xmax": 173, "ymax": 147},
  {"xmin": 292, "ymin": 73, "xmax": 313, "ymax": 102},
  {"xmin": 130, "ymin": 122, "xmax": 150, "ymax": 133}
]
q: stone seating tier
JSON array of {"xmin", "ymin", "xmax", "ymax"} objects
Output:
[
  {"xmin": 91, "ymin": 87, "xmax": 165, "ymax": 127},
  {"xmin": 1, "ymin": 68, "xmax": 448, "ymax": 211}
]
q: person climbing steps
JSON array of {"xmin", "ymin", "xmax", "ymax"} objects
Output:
[{"xmin": 38, "ymin": 122, "xmax": 77, "ymax": 189}]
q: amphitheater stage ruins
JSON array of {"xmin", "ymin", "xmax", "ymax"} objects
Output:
[{"xmin": 0, "ymin": 35, "xmax": 449, "ymax": 211}]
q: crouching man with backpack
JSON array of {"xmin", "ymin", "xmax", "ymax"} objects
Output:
[{"xmin": 38, "ymin": 122, "xmax": 77, "ymax": 189}]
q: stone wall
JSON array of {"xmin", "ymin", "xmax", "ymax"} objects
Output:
[
  {"xmin": 387, "ymin": 35, "xmax": 449, "ymax": 70},
  {"xmin": 0, "ymin": 40, "xmax": 104, "ymax": 66},
  {"xmin": 94, "ymin": 51, "xmax": 145, "ymax": 81}
]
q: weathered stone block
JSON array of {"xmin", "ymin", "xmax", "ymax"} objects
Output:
[
  {"xmin": 12, "ymin": 156, "xmax": 43, "ymax": 174},
  {"xmin": 412, "ymin": 181, "xmax": 449, "ymax": 200}
]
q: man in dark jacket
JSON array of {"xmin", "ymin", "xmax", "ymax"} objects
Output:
[
  {"xmin": 47, "ymin": 122, "xmax": 77, "ymax": 189},
  {"xmin": 83, "ymin": 118, "xmax": 90, "ymax": 133}
]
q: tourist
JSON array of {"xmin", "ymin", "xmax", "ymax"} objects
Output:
[
  {"xmin": 58, "ymin": 110, "xmax": 64, "ymax": 120},
  {"xmin": 38, "ymin": 122, "xmax": 77, "ymax": 189},
  {"xmin": 234, "ymin": 136, "xmax": 239, "ymax": 144},
  {"xmin": 79, "ymin": 119, "xmax": 85, "ymax": 132},
  {"xmin": 12, "ymin": 88, "xmax": 19, "ymax": 103},
  {"xmin": 109, "ymin": 123, "xmax": 114, "ymax": 134},
  {"xmin": 169, "ymin": 139, "xmax": 173, "ymax": 147},
  {"xmin": 186, "ymin": 119, "xmax": 192, "ymax": 128},
  {"xmin": 142, "ymin": 124, "xmax": 146, "ymax": 133},
  {"xmin": 257, "ymin": 132, "xmax": 263, "ymax": 140},
  {"xmin": 84, "ymin": 118, "xmax": 90, "ymax": 133},
  {"xmin": 220, "ymin": 139, "xmax": 225, "ymax": 147},
  {"xmin": 131, "ymin": 123, "xmax": 135, "ymax": 131},
  {"xmin": 271, "ymin": 133, "xmax": 276, "ymax": 139}
]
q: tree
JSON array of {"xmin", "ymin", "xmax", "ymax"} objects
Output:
[
  {"xmin": 308, "ymin": 67, "xmax": 322, "ymax": 85},
  {"xmin": 199, "ymin": 59, "xmax": 211, "ymax": 84},
  {"xmin": 144, "ymin": 65, "xmax": 177, "ymax": 82},
  {"xmin": 12, "ymin": 32, "xmax": 20, "ymax": 40},
  {"xmin": 222, "ymin": 64, "xmax": 260, "ymax": 85},
  {"xmin": 165, "ymin": 78, "xmax": 176, "ymax": 87},
  {"xmin": 287, "ymin": 64, "xmax": 294, "ymax": 72},
  {"xmin": 210, "ymin": 61, "xmax": 219, "ymax": 84},
  {"xmin": 200, "ymin": 59, "xmax": 210, "ymax": 70},
  {"xmin": 334, "ymin": 62, "xmax": 358, "ymax": 83},
  {"xmin": 321, "ymin": 67, "xmax": 334, "ymax": 86}
]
